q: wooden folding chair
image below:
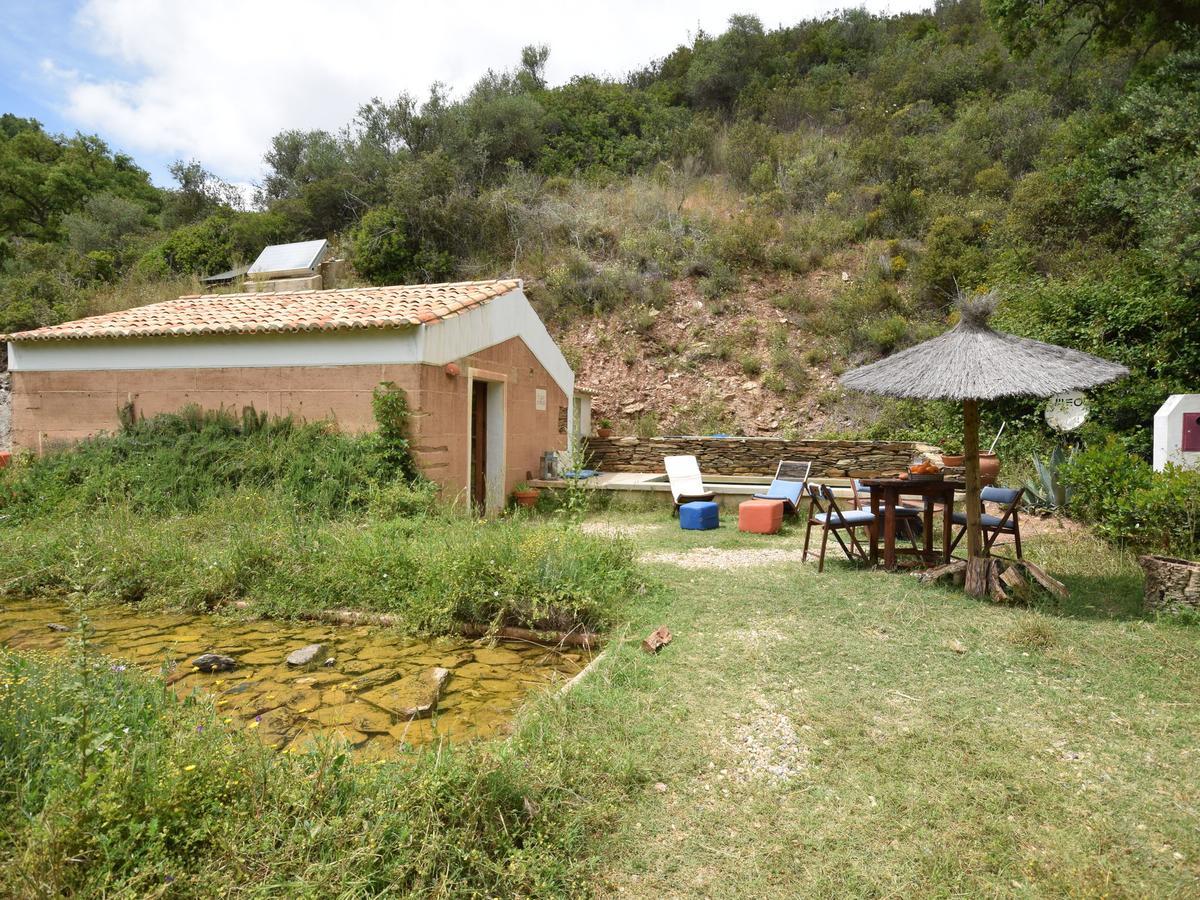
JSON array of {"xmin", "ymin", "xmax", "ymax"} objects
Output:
[
  {"xmin": 803, "ymin": 483, "xmax": 876, "ymax": 572},
  {"xmin": 948, "ymin": 486, "xmax": 1025, "ymax": 559}
]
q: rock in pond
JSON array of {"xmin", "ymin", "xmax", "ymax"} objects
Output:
[
  {"xmin": 323, "ymin": 657, "xmax": 336, "ymax": 667},
  {"xmin": 192, "ymin": 653, "xmax": 238, "ymax": 673},
  {"xmin": 286, "ymin": 644, "xmax": 325, "ymax": 667},
  {"xmin": 361, "ymin": 667, "xmax": 450, "ymax": 719}
]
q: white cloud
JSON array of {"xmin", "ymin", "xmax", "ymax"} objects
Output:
[{"xmin": 47, "ymin": 0, "xmax": 928, "ymax": 184}]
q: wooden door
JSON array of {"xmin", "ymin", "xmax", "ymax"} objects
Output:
[{"xmin": 471, "ymin": 380, "xmax": 488, "ymax": 512}]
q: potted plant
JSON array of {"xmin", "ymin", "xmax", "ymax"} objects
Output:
[
  {"xmin": 940, "ymin": 437, "xmax": 964, "ymax": 467},
  {"xmin": 512, "ymin": 481, "xmax": 541, "ymax": 509},
  {"xmin": 596, "ymin": 419, "xmax": 614, "ymax": 439}
]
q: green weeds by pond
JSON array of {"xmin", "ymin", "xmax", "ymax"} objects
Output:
[
  {"xmin": 0, "ymin": 408, "xmax": 644, "ymax": 633},
  {"xmin": 0, "ymin": 492, "xmax": 641, "ymax": 633},
  {"xmin": 0, "ymin": 639, "xmax": 661, "ymax": 896}
]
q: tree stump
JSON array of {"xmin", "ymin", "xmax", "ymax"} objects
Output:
[
  {"xmin": 1138, "ymin": 555, "xmax": 1200, "ymax": 613},
  {"xmin": 927, "ymin": 558, "xmax": 1067, "ymax": 604}
]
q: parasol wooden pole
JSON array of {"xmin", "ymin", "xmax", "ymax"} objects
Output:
[{"xmin": 962, "ymin": 398, "xmax": 987, "ymax": 596}]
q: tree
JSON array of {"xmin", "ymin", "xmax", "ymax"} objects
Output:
[
  {"xmin": 685, "ymin": 15, "xmax": 768, "ymax": 112},
  {"xmin": 984, "ymin": 0, "xmax": 1200, "ymax": 54},
  {"xmin": 0, "ymin": 118, "xmax": 159, "ymax": 241},
  {"xmin": 162, "ymin": 160, "xmax": 243, "ymax": 228},
  {"xmin": 518, "ymin": 44, "xmax": 550, "ymax": 92}
]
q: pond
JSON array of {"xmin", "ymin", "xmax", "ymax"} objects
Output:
[{"xmin": 0, "ymin": 599, "xmax": 591, "ymax": 758}]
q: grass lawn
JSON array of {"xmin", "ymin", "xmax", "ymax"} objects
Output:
[
  {"xmin": 3, "ymin": 499, "xmax": 1197, "ymax": 896},
  {"xmin": 570, "ymin": 508, "xmax": 1200, "ymax": 896}
]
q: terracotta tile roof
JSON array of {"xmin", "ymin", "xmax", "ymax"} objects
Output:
[{"xmin": 3, "ymin": 279, "xmax": 522, "ymax": 342}]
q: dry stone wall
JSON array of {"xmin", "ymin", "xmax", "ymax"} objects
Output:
[{"xmin": 586, "ymin": 435, "xmax": 937, "ymax": 477}]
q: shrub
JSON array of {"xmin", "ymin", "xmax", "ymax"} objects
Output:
[
  {"xmin": 541, "ymin": 255, "xmax": 666, "ymax": 319},
  {"xmin": 1063, "ymin": 438, "xmax": 1200, "ymax": 558},
  {"xmin": 634, "ymin": 411, "xmax": 660, "ymax": 438},
  {"xmin": 698, "ymin": 265, "xmax": 740, "ymax": 299},
  {"xmin": 862, "ymin": 313, "xmax": 911, "ymax": 356},
  {"xmin": 708, "ymin": 214, "xmax": 776, "ymax": 267},
  {"xmin": 0, "ymin": 396, "xmax": 421, "ymax": 523},
  {"xmin": 911, "ymin": 213, "xmax": 989, "ymax": 303},
  {"xmin": 771, "ymin": 353, "xmax": 811, "ymax": 394},
  {"xmin": 722, "ymin": 120, "xmax": 774, "ymax": 188},
  {"xmin": 668, "ymin": 393, "xmax": 734, "ymax": 436},
  {"xmin": 739, "ymin": 354, "xmax": 763, "ymax": 378}
]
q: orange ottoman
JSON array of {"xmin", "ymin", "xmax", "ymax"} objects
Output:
[{"xmin": 738, "ymin": 498, "xmax": 784, "ymax": 534}]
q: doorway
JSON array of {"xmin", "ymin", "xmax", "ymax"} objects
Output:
[
  {"xmin": 470, "ymin": 380, "xmax": 488, "ymax": 513},
  {"xmin": 468, "ymin": 375, "xmax": 506, "ymax": 513}
]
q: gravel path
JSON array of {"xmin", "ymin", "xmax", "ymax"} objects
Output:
[{"xmin": 639, "ymin": 547, "xmax": 816, "ymax": 569}]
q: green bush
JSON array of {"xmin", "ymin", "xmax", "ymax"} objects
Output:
[
  {"xmin": 1063, "ymin": 439, "xmax": 1200, "ymax": 558},
  {"xmin": 0, "ymin": 400, "xmax": 419, "ymax": 522},
  {"xmin": 739, "ymin": 353, "xmax": 763, "ymax": 378},
  {"xmin": 697, "ymin": 265, "xmax": 740, "ymax": 299},
  {"xmin": 0, "ymin": 642, "xmax": 655, "ymax": 895},
  {"xmin": 539, "ymin": 254, "xmax": 666, "ymax": 319},
  {"xmin": 0, "ymin": 493, "xmax": 641, "ymax": 631}
]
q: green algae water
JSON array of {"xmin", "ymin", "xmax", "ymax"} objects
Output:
[{"xmin": 0, "ymin": 600, "xmax": 590, "ymax": 758}]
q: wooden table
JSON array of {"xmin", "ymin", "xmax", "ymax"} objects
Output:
[{"xmin": 857, "ymin": 477, "xmax": 961, "ymax": 570}]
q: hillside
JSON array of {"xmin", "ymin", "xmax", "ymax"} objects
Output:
[
  {"xmin": 2, "ymin": 1, "xmax": 1197, "ymax": 457},
  {"xmin": 559, "ymin": 263, "xmax": 857, "ymax": 438}
]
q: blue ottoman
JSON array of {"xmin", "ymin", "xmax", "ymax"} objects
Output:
[{"xmin": 679, "ymin": 500, "xmax": 720, "ymax": 530}]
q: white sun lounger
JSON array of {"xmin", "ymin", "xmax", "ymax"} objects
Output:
[{"xmin": 664, "ymin": 455, "xmax": 716, "ymax": 515}]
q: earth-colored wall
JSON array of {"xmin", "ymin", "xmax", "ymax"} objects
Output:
[
  {"xmin": 585, "ymin": 435, "xmax": 936, "ymax": 477},
  {"xmin": 9, "ymin": 335, "xmax": 567, "ymax": 503},
  {"xmin": 412, "ymin": 336, "xmax": 569, "ymax": 504}
]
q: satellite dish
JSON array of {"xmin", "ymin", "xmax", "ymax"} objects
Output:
[{"xmin": 1045, "ymin": 391, "xmax": 1089, "ymax": 431}]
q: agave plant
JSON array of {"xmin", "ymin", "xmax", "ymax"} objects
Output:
[{"xmin": 1024, "ymin": 446, "xmax": 1074, "ymax": 510}]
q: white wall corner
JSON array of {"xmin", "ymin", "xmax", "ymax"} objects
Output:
[
  {"xmin": 1154, "ymin": 393, "xmax": 1200, "ymax": 472},
  {"xmin": 420, "ymin": 288, "xmax": 574, "ymax": 401}
]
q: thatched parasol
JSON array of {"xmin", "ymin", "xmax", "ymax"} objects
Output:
[{"xmin": 839, "ymin": 294, "xmax": 1127, "ymax": 590}]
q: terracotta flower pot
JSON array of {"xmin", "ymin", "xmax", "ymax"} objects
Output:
[
  {"xmin": 0, "ymin": 451, "xmax": 10, "ymax": 469},
  {"xmin": 940, "ymin": 453, "xmax": 964, "ymax": 467},
  {"xmin": 596, "ymin": 428, "xmax": 613, "ymax": 439},
  {"xmin": 513, "ymin": 489, "xmax": 540, "ymax": 509},
  {"xmin": 979, "ymin": 452, "xmax": 1000, "ymax": 485}
]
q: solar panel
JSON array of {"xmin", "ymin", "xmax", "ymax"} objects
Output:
[{"xmin": 247, "ymin": 239, "xmax": 328, "ymax": 278}]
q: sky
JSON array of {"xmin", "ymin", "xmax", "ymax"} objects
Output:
[{"xmin": 1, "ymin": 0, "xmax": 930, "ymax": 190}]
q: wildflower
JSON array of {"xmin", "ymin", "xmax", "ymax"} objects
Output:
[
  {"xmin": 184, "ymin": 764, "xmax": 196, "ymax": 772},
  {"xmin": 247, "ymin": 721, "xmax": 259, "ymax": 729},
  {"xmin": 255, "ymin": 714, "xmax": 263, "ymax": 722},
  {"xmin": 196, "ymin": 725, "xmax": 204, "ymax": 733}
]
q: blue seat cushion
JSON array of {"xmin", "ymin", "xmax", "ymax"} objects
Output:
[
  {"xmin": 980, "ymin": 486, "xmax": 1022, "ymax": 505},
  {"xmin": 813, "ymin": 509, "xmax": 875, "ymax": 526},
  {"xmin": 679, "ymin": 501, "xmax": 720, "ymax": 530},
  {"xmin": 753, "ymin": 480, "xmax": 804, "ymax": 507},
  {"xmin": 950, "ymin": 511, "xmax": 1015, "ymax": 530}
]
